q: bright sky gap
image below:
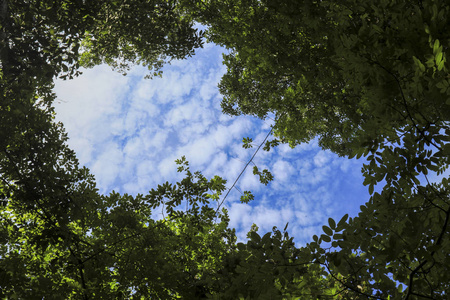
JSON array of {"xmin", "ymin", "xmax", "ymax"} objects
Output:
[{"xmin": 54, "ymin": 42, "xmax": 370, "ymax": 244}]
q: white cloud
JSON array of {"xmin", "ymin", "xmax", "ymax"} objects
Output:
[
  {"xmin": 90, "ymin": 142, "xmax": 124, "ymax": 191},
  {"xmin": 272, "ymin": 159, "xmax": 294, "ymax": 183},
  {"xmin": 313, "ymin": 150, "xmax": 331, "ymax": 167},
  {"xmin": 53, "ymin": 43, "xmax": 370, "ymax": 246}
]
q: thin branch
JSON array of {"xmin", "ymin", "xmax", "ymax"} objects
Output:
[
  {"xmin": 324, "ymin": 262, "xmax": 387, "ymax": 300},
  {"xmin": 404, "ymin": 259, "xmax": 428, "ymax": 300},
  {"xmin": 409, "ymin": 291, "xmax": 435, "ymax": 299},
  {"xmin": 404, "ymin": 204, "xmax": 450, "ymax": 299},
  {"xmin": 68, "ymin": 246, "xmax": 89, "ymax": 300},
  {"xmin": 422, "ymin": 174, "xmax": 448, "ymax": 209},
  {"xmin": 215, "ymin": 126, "xmax": 274, "ymax": 215},
  {"xmin": 370, "ymin": 59, "xmax": 443, "ymax": 151}
]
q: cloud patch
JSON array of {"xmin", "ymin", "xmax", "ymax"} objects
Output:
[{"xmin": 54, "ymin": 44, "xmax": 370, "ymax": 245}]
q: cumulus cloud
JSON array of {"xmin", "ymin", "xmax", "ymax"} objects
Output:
[{"xmin": 53, "ymin": 44, "xmax": 370, "ymax": 245}]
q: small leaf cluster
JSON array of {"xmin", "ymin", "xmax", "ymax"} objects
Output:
[{"xmin": 252, "ymin": 166, "xmax": 274, "ymax": 186}]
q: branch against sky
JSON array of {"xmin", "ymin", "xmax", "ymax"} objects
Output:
[{"xmin": 53, "ymin": 43, "xmax": 369, "ymax": 244}]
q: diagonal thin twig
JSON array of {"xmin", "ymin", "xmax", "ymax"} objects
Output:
[{"xmin": 215, "ymin": 126, "xmax": 274, "ymax": 215}]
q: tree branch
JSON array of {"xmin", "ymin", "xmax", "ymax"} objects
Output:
[
  {"xmin": 215, "ymin": 125, "xmax": 274, "ymax": 215},
  {"xmin": 324, "ymin": 262, "xmax": 387, "ymax": 300},
  {"xmin": 404, "ymin": 203, "xmax": 450, "ymax": 299}
]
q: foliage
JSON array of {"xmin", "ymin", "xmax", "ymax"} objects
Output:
[
  {"xmin": 0, "ymin": 1, "xmax": 220, "ymax": 298},
  {"xmin": 179, "ymin": 0, "xmax": 450, "ymax": 298},
  {"xmin": 1, "ymin": 0, "xmax": 450, "ymax": 299},
  {"xmin": 1, "ymin": 0, "xmax": 203, "ymax": 85},
  {"xmin": 0, "ymin": 146, "xmax": 235, "ymax": 298},
  {"xmin": 188, "ymin": 0, "xmax": 450, "ymax": 155}
]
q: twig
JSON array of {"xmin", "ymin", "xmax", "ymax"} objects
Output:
[{"xmin": 215, "ymin": 126, "xmax": 274, "ymax": 215}]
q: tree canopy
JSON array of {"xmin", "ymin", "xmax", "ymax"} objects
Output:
[
  {"xmin": 186, "ymin": 0, "xmax": 450, "ymax": 298},
  {"xmin": 1, "ymin": 0, "xmax": 449, "ymax": 299}
]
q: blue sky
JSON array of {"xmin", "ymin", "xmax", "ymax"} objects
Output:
[{"xmin": 53, "ymin": 43, "xmax": 371, "ymax": 245}]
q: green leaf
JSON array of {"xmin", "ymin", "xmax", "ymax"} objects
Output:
[
  {"xmin": 368, "ymin": 184, "xmax": 374, "ymax": 195},
  {"xmin": 328, "ymin": 218, "xmax": 336, "ymax": 230},
  {"xmin": 322, "ymin": 225, "xmax": 333, "ymax": 236},
  {"xmin": 321, "ymin": 234, "xmax": 331, "ymax": 243},
  {"xmin": 437, "ymin": 59, "xmax": 445, "ymax": 71},
  {"xmin": 240, "ymin": 191, "xmax": 254, "ymax": 203},
  {"xmin": 250, "ymin": 231, "xmax": 261, "ymax": 243},
  {"xmin": 436, "ymin": 52, "xmax": 443, "ymax": 64},
  {"xmin": 237, "ymin": 242, "xmax": 246, "ymax": 251},
  {"xmin": 436, "ymin": 80, "xmax": 447, "ymax": 90},
  {"xmin": 261, "ymin": 232, "xmax": 271, "ymax": 245},
  {"xmin": 333, "ymin": 233, "xmax": 344, "ymax": 240},
  {"xmin": 336, "ymin": 214, "xmax": 349, "ymax": 231},
  {"xmin": 313, "ymin": 234, "xmax": 318, "ymax": 242},
  {"xmin": 252, "ymin": 165, "xmax": 259, "ymax": 175},
  {"xmin": 413, "ymin": 56, "xmax": 426, "ymax": 72},
  {"xmin": 433, "ymin": 39, "xmax": 440, "ymax": 54},
  {"xmin": 242, "ymin": 137, "xmax": 253, "ymax": 149}
]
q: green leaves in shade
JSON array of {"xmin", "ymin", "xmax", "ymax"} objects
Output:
[{"xmin": 2, "ymin": 0, "xmax": 450, "ymax": 298}]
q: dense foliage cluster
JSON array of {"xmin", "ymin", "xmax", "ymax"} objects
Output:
[{"xmin": 1, "ymin": 0, "xmax": 449, "ymax": 298}]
